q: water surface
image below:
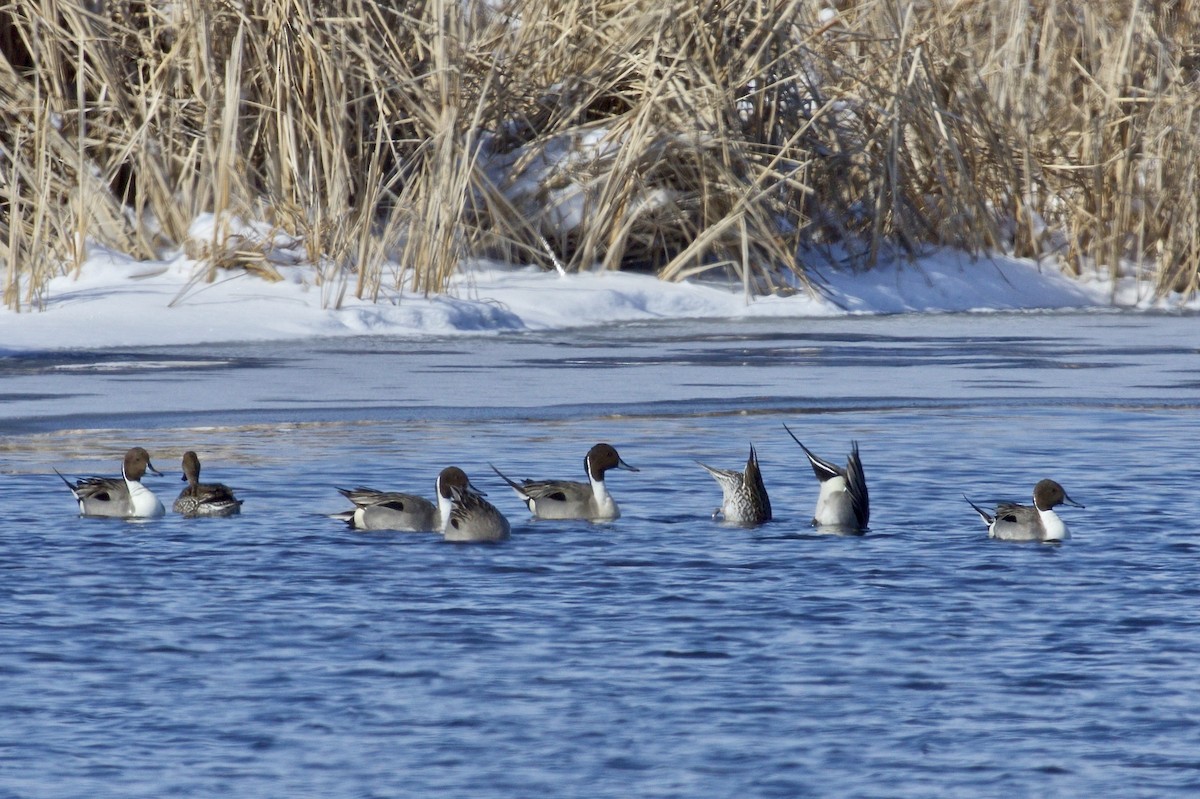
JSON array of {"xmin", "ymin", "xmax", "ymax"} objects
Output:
[{"xmin": 2, "ymin": 312, "xmax": 1198, "ymax": 798}]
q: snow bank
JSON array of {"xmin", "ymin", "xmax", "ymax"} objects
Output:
[{"xmin": 0, "ymin": 234, "xmax": 1166, "ymax": 352}]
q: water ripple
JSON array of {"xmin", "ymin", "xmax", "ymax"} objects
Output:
[{"xmin": 3, "ymin": 316, "xmax": 1200, "ymax": 797}]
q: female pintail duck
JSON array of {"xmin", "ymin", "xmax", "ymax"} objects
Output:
[
  {"xmin": 56, "ymin": 447, "xmax": 165, "ymax": 518},
  {"xmin": 173, "ymin": 451, "xmax": 243, "ymax": 517},
  {"xmin": 491, "ymin": 443, "xmax": 639, "ymax": 521},
  {"xmin": 783, "ymin": 424, "xmax": 869, "ymax": 532},
  {"xmin": 333, "ymin": 467, "xmax": 480, "ymax": 532},
  {"xmin": 697, "ymin": 445, "xmax": 771, "ymax": 526},
  {"xmin": 964, "ymin": 479, "xmax": 1084, "ymax": 542},
  {"xmin": 443, "ymin": 483, "xmax": 511, "ymax": 542}
]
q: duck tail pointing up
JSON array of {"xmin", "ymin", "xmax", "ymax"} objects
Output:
[
  {"xmin": 53, "ymin": 468, "xmax": 78, "ymax": 493},
  {"xmin": 783, "ymin": 423, "xmax": 839, "ymax": 482},
  {"xmin": 962, "ymin": 494, "xmax": 993, "ymax": 524},
  {"xmin": 489, "ymin": 463, "xmax": 526, "ymax": 493}
]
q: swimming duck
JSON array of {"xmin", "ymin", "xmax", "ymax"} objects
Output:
[
  {"xmin": 57, "ymin": 447, "xmax": 166, "ymax": 519},
  {"xmin": 491, "ymin": 443, "xmax": 638, "ymax": 521},
  {"xmin": 697, "ymin": 445, "xmax": 771, "ymax": 525},
  {"xmin": 443, "ymin": 484, "xmax": 511, "ymax": 542},
  {"xmin": 783, "ymin": 424, "xmax": 869, "ymax": 532},
  {"xmin": 964, "ymin": 479, "xmax": 1084, "ymax": 542},
  {"xmin": 334, "ymin": 466, "xmax": 479, "ymax": 531},
  {"xmin": 173, "ymin": 451, "xmax": 243, "ymax": 517}
]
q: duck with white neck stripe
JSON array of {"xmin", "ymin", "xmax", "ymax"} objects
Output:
[
  {"xmin": 57, "ymin": 447, "xmax": 166, "ymax": 519},
  {"xmin": 965, "ymin": 479, "xmax": 1084, "ymax": 542},
  {"xmin": 491, "ymin": 443, "xmax": 639, "ymax": 521},
  {"xmin": 333, "ymin": 466, "xmax": 482, "ymax": 532}
]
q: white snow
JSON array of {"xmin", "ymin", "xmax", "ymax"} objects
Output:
[{"xmin": 0, "ymin": 227, "xmax": 1190, "ymax": 352}]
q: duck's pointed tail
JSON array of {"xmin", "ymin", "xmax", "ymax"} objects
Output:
[
  {"xmin": 963, "ymin": 494, "xmax": 994, "ymax": 525},
  {"xmin": 489, "ymin": 463, "xmax": 527, "ymax": 494},
  {"xmin": 53, "ymin": 468, "xmax": 79, "ymax": 497}
]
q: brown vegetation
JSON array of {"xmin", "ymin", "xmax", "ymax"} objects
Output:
[{"xmin": 1, "ymin": 0, "xmax": 1197, "ymax": 311}]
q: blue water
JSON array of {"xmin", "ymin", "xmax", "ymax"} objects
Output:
[{"xmin": 2, "ymin": 312, "xmax": 1199, "ymax": 797}]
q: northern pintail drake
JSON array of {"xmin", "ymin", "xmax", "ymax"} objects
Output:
[
  {"xmin": 698, "ymin": 445, "xmax": 771, "ymax": 526},
  {"xmin": 964, "ymin": 479, "xmax": 1084, "ymax": 542},
  {"xmin": 491, "ymin": 443, "xmax": 639, "ymax": 521},
  {"xmin": 784, "ymin": 424, "xmax": 869, "ymax": 532},
  {"xmin": 56, "ymin": 447, "xmax": 166, "ymax": 518},
  {"xmin": 173, "ymin": 451, "xmax": 243, "ymax": 517},
  {"xmin": 333, "ymin": 466, "xmax": 479, "ymax": 532},
  {"xmin": 443, "ymin": 483, "xmax": 511, "ymax": 543}
]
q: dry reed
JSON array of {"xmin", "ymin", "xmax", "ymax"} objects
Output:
[{"xmin": 0, "ymin": 0, "xmax": 1197, "ymax": 312}]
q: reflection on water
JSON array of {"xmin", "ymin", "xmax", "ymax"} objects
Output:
[{"xmin": 2, "ymin": 312, "xmax": 1200, "ymax": 798}]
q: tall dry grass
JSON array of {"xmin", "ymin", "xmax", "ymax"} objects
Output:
[{"xmin": 1, "ymin": 0, "xmax": 1197, "ymax": 311}]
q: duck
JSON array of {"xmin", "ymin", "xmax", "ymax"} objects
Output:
[
  {"xmin": 443, "ymin": 484, "xmax": 511, "ymax": 542},
  {"xmin": 783, "ymin": 424, "xmax": 869, "ymax": 532},
  {"xmin": 173, "ymin": 451, "xmax": 243, "ymax": 517},
  {"xmin": 333, "ymin": 467, "xmax": 479, "ymax": 531},
  {"xmin": 697, "ymin": 445, "xmax": 771, "ymax": 525},
  {"xmin": 56, "ymin": 447, "xmax": 166, "ymax": 518},
  {"xmin": 491, "ymin": 443, "xmax": 638, "ymax": 521},
  {"xmin": 964, "ymin": 479, "xmax": 1084, "ymax": 542}
]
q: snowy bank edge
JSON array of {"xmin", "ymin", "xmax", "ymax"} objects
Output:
[{"xmin": 0, "ymin": 245, "xmax": 1183, "ymax": 352}]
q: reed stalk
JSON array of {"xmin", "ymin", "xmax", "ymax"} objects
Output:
[{"xmin": 0, "ymin": 0, "xmax": 1196, "ymax": 311}]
